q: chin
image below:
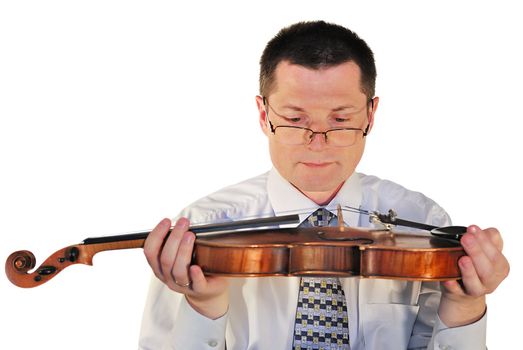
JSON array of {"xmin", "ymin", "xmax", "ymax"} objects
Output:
[
  {"xmin": 292, "ymin": 174, "xmax": 343, "ymax": 193},
  {"xmin": 293, "ymin": 165, "xmax": 355, "ymax": 192}
]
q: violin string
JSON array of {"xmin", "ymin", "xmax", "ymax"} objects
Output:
[
  {"xmin": 81, "ymin": 206, "xmax": 375, "ymax": 243},
  {"xmin": 184, "ymin": 205, "xmax": 371, "ymax": 227},
  {"xmin": 342, "ymin": 206, "xmax": 371, "ymax": 216}
]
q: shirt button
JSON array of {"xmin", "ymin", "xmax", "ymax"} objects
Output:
[
  {"xmin": 208, "ymin": 340, "xmax": 218, "ymax": 347},
  {"xmin": 439, "ymin": 345, "xmax": 452, "ymax": 350}
]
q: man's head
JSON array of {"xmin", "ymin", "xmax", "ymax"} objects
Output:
[
  {"xmin": 256, "ymin": 21, "xmax": 379, "ymax": 204},
  {"xmin": 259, "ymin": 21, "xmax": 376, "ymax": 101}
]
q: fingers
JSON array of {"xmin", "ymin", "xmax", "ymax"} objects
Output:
[
  {"xmin": 189, "ymin": 265, "xmax": 207, "ymax": 293},
  {"xmin": 442, "ymin": 280, "xmax": 465, "ymax": 297},
  {"xmin": 170, "ymin": 230, "xmax": 195, "ymax": 288},
  {"xmin": 143, "ymin": 218, "xmax": 172, "ymax": 279},
  {"xmin": 485, "ymin": 227, "xmax": 504, "ymax": 251},
  {"xmin": 457, "ymin": 256, "xmax": 485, "ymax": 297},
  {"xmin": 143, "ymin": 218, "xmax": 230, "ymax": 318},
  {"xmin": 456, "ymin": 225, "xmax": 510, "ymax": 296},
  {"xmin": 143, "ymin": 217, "xmax": 194, "ymax": 291},
  {"xmin": 160, "ymin": 219, "xmax": 188, "ymax": 278},
  {"xmin": 461, "ymin": 227, "xmax": 494, "ymax": 279}
]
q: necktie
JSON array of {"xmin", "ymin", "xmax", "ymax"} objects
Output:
[{"xmin": 293, "ymin": 208, "xmax": 350, "ymax": 350}]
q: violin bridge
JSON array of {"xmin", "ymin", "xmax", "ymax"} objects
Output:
[{"xmin": 336, "ymin": 204, "xmax": 347, "ymax": 230}]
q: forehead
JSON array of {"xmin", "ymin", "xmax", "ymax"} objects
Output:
[{"xmin": 269, "ymin": 61, "xmax": 367, "ymax": 105}]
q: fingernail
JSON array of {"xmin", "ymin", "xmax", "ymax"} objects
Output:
[
  {"xmin": 468, "ymin": 225, "xmax": 479, "ymax": 234},
  {"xmin": 459, "ymin": 257, "xmax": 472, "ymax": 269},
  {"xmin": 183, "ymin": 231, "xmax": 194, "ymax": 244},
  {"xmin": 176, "ymin": 218, "xmax": 189, "ymax": 229}
]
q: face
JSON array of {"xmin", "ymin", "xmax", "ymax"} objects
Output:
[{"xmin": 256, "ymin": 60, "xmax": 379, "ymax": 203}]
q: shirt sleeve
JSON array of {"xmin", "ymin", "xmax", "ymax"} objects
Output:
[
  {"xmin": 428, "ymin": 311, "xmax": 487, "ymax": 350},
  {"xmin": 170, "ymin": 297, "xmax": 228, "ymax": 350},
  {"xmin": 138, "ymin": 276, "xmax": 228, "ymax": 350},
  {"xmin": 407, "ymin": 282, "xmax": 487, "ymax": 350}
]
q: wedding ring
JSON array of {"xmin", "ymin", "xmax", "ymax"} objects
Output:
[{"xmin": 174, "ymin": 279, "xmax": 192, "ymax": 288}]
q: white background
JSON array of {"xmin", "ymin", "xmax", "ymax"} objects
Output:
[{"xmin": 1, "ymin": 1, "xmax": 521, "ymax": 348}]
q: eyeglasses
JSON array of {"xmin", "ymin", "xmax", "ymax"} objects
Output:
[{"xmin": 263, "ymin": 98, "xmax": 371, "ymax": 147}]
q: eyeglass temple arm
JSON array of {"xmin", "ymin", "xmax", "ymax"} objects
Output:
[
  {"xmin": 363, "ymin": 98, "xmax": 375, "ymax": 136},
  {"xmin": 261, "ymin": 96, "xmax": 277, "ymax": 133}
]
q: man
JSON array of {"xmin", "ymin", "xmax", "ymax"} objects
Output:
[{"xmin": 139, "ymin": 21, "xmax": 509, "ymax": 349}]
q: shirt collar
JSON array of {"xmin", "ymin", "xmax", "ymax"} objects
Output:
[{"xmin": 267, "ymin": 167, "xmax": 363, "ymax": 226}]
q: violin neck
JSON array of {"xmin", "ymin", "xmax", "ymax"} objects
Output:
[{"xmin": 81, "ymin": 214, "xmax": 301, "ymax": 245}]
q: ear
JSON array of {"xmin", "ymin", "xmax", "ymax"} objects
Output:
[
  {"xmin": 365, "ymin": 96, "xmax": 379, "ymax": 134},
  {"xmin": 256, "ymin": 95, "xmax": 269, "ymax": 136}
]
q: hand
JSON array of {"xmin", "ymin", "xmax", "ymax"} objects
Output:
[
  {"xmin": 439, "ymin": 225, "xmax": 510, "ymax": 327},
  {"xmin": 143, "ymin": 217, "xmax": 229, "ymax": 319}
]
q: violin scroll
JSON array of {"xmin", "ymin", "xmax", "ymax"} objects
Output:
[
  {"xmin": 5, "ymin": 245, "xmax": 84, "ymax": 288},
  {"xmin": 6, "ymin": 237, "xmax": 148, "ymax": 288},
  {"xmin": 6, "ymin": 250, "xmax": 36, "ymax": 274}
]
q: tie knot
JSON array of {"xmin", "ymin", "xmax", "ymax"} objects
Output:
[{"xmin": 307, "ymin": 208, "xmax": 336, "ymax": 227}]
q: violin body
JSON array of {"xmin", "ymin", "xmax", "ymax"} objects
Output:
[{"xmin": 194, "ymin": 226, "xmax": 465, "ymax": 281}]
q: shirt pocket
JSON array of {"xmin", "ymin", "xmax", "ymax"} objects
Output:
[{"xmin": 361, "ymin": 303, "xmax": 420, "ymax": 350}]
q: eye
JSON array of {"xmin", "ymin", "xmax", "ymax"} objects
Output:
[
  {"xmin": 332, "ymin": 115, "xmax": 352, "ymax": 124},
  {"xmin": 283, "ymin": 116, "xmax": 305, "ymax": 124}
]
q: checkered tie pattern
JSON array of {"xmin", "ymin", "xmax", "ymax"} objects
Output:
[{"xmin": 293, "ymin": 208, "xmax": 350, "ymax": 350}]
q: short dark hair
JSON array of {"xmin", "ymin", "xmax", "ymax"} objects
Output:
[{"xmin": 259, "ymin": 21, "xmax": 376, "ymax": 100}]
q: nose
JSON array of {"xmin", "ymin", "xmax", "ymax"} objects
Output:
[{"xmin": 307, "ymin": 131, "xmax": 328, "ymax": 150}]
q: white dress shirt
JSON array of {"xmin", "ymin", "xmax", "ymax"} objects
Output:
[{"xmin": 139, "ymin": 168, "xmax": 486, "ymax": 350}]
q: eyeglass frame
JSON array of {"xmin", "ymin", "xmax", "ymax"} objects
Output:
[{"xmin": 261, "ymin": 96, "xmax": 373, "ymax": 147}]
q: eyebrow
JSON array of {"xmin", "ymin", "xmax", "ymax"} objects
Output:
[
  {"xmin": 332, "ymin": 106, "xmax": 356, "ymax": 112},
  {"xmin": 279, "ymin": 104, "xmax": 357, "ymax": 112}
]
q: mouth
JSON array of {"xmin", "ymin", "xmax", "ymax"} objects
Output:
[{"xmin": 300, "ymin": 162, "xmax": 334, "ymax": 168}]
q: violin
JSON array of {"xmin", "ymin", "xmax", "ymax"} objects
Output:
[{"xmin": 5, "ymin": 206, "xmax": 467, "ymax": 288}]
